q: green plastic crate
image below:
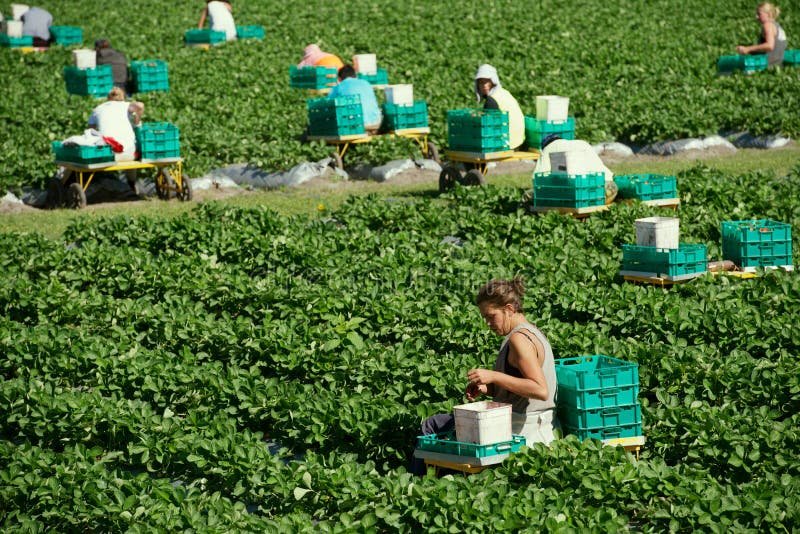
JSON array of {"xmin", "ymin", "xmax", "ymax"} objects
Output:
[
  {"xmin": 614, "ymin": 174, "xmax": 677, "ymax": 201},
  {"xmin": 558, "ymin": 384, "xmax": 639, "ymax": 411},
  {"xmin": 722, "ymin": 220, "xmax": 793, "ymax": 267},
  {"xmin": 524, "ymin": 116, "xmax": 575, "ymax": 149},
  {"xmin": 621, "ymin": 243, "xmax": 707, "ymax": 277},
  {"xmin": 558, "ymin": 403, "xmax": 642, "ymax": 431},
  {"xmin": 447, "ymin": 109, "xmax": 509, "ymax": 152},
  {"xmin": 416, "ymin": 431, "xmax": 526, "ymax": 458},
  {"xmin": 784, "ymin": 49, "xmax": 800, "ymax": 66},
  {"xmin": 130, "ymin": 60, "xmax": 169, "ymax": 93},
  {"xmin": 49, "ymin": 26, "xmax": 83, "ymax": 46},
  {"xmin": 0, "ymin": 34, "xmax": 33, "ymax": 48},
  {"xmin": 51, "ymin": 141, "xmax": 114, "ymax": 164},
  {"xmin": 556, "ymin": 355, "xmax": 639, "ymax": 392},
  {"xmin": 290, "ymin": 65, "xmax": 338, "ymax": 90},
  {"xmin": 356, "ymin": 68, "xmax": 388, "ymax": 85},
  {"xmin": 717, "ymin": 54, "xmax": 768, "ymax": 73},
  {"xmin": 135, "ymin": 122, "xmax": 180, "ymax": 160},
  {"xmin": 64, "ymin": 65, "xmax": 114, "ymax": 97},
  {"xmin": 532, "ymin": 172, "xmax": 605, "ymax": 208},
  {"xmin": 236, "ymin": 25, "xmax": 264, "ymax": 39},
  {"xmin": 184, "ymin": 29, "xmax": 226, "ymax": 45},
  {"xmin": 382, "ymin": 101, "xmax": 428, "ymax": 130},
  {"xmin": 307, "ymin": 95, "xmax": 365, "ymax": 136},
  {"xmin": 564, "ymin": 423, "xmax": 642, "ymax": 442}
]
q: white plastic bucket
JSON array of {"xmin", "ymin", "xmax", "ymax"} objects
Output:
[
  {"xmin": 385, "ymin": 84, "xmax": 413, "ymax": 106},
  {"xmin": 635, "ymin": 217, "xmax": 680, "ymax": 249},
  {"xmin": 73, "ymin": 49, "xmax": 96, "ymax": 70},
  {"xmin": 453, "ymin": 401, "xmax": 512, "ymax": 445},
  {"xmin": 6, "ymin": 20, "xmax": 23, "ymax": 38},
  {"xmin": 353, "ymin": 53, "xmax": 377, "ymax": 76},
  {"xmin": 536, "ymin": 95, "xmax": 570, "ymax": 122},
  {"xmin": 11, "ymin": 4, "xmax": 29, "ymax": 21}
]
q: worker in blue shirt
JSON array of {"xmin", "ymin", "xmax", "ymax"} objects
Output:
[{"xmin": 327, "ymin": 65, "xmax": 382, "ymax": 131}]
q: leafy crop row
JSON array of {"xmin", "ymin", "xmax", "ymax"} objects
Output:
[
  {"xmin": 2, "ymin": 161, "xmax": 799, "ymax": 530},
  {"xmin": 1, "ymin": 0, "xmax": 799, "ymax": 190}
]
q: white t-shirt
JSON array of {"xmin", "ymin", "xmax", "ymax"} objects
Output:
[
  {"xmin": 88, "ymin": 101, "xmax": 136, "ymax": 160},
  {"xmin": 207, "ymin": 1, "xmax": 236, "ymax": 41}
]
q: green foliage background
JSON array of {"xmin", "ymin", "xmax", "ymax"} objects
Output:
[{"xmin": 1, "ymin": 0, "xmax": 798, "ymax": 190}]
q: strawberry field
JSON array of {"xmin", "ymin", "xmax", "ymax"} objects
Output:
[
  {"xmin": 2, "ymin": 161, "xmax": 800, "ymax": 530},
  {"xmin": 0, "ymin": 0, "xmax": 799, "ymax": 191}
]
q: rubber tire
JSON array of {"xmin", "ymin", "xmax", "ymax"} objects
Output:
[
  {"xmin": 461, "ymin": 169, "xmax": 487, "ymax": 187},
  {"xmin": 67, "ymin": 182, "xmax": 87, "ymax": 209},
  {"xmin": 177, "ymin": 174, "xmax": 193, "ymax": 202},
  {"xmin": 46, "ymin": 178, "xmax": 64, "ymax": 209},
  {"xmin": 438, "ymin": 165, "xmax": 462, "ymax": 193},
  {"xmin": 426, "ymin": 141, "xmax": 440, "ymax": 163},
  {"xmin": 156, "ymin": 168, "xmax": 175, "ymax": 200}
]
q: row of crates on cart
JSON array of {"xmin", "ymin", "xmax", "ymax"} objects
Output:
[
  {"xmin": 530, "ymin": 172, "xmax": 678, "ymax": 210},
  {"xmin": 184, "ymin": 26, "xmax": 265, "ymax": 45},
  {"xmin": 306, "ymin": 95, "xmax": 428, "ymax": 136},
  {"xmin": 620, "ymin": 218, "xmax": 793, "ymax": 278},
  {"xmin": 0, "ymin": 24, "xmax": 83, "ymax": 47},
  {"xmin": 289, "ymin": 65, "xmax": 389, "ymax": 90},
  {"xmin": 51, "ymin": 122, "xmax": 181, "ymax": 164},
  {"xmin": 64, "ymin": 60, "xmax": 169, "ymax": 96},
  {"xmin": 415, "ymin": 354, "xmax": 643, "ymax": 465},
  {"xmin": 717, "ymin": 50, "xmax": 800, "ymax": 74}
]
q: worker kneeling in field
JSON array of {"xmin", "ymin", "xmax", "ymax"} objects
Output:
[
  {"xmin": 298, "ymin": 43, "xmax": 344, "ymax": 71},
  {"xmin": 534, "ymin": 134, "xmax": 618, "ymax": 204},
  {"xmin": 95, "ymin": 38, "xmax": 128, "ymax": 92},
  {"xmin": 20, "ymin": 6, "xmax": 53, "ymax": 47},
  {"xmin": 87, "ymin": 87, "xmax": 145, "ymax": 192},
  {"xmin": 328, "ymin": 65, "xmax": 382, "ymax": 132},
  {"xmin": 736, "ymin": 2, "xmax": 787, "ymax": 67},
  {"xmin": 475, "ymin": 64, "xmax": 525, "ymax": 150},
  {"xmin": 410, "ymin": 278, "xmax": 560, "ymax": 476}
]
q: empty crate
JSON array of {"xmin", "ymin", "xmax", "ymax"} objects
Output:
[
  {"xmin": 721, "ymin": 219, "xmax": 792, "ymax": 268},
  {"xmin": 453, "ymin": 401, "xmax": 512, "ymax": 445},
  {"xmin": 524, "ymin": 116, "xmax": 575, "ymax": 150},
  {"xmin": 0, "ymin": 33, "xmax": 32, "ymax": 47},
  {"xmin": 184, "ymin": 29, "xmax": 226, "ymax": 45},
  {"xmin": 717, "ymin": 54, "xmax": 768, "ymax": 74},
  {"xmin": 290, "ymin": 65, "xmax": 338, "ymax": 90},
  {"xmin": 784, "ymin": 49, "xmax": 800, "ymax": 66},
  {"xmin": 136, "ymin": 122, "xmax": 180, "ymax": 160},
  {"xmin": 49, "ymin": 25, "xmax": 82, "ymax": 46},
  {"xmin": 51, "ymin": 141, "xmax": 114, "ymax": 164},
  {"xmin": 556, "ymin": 355, "xmax": 639, "ymax": 392},
  {"xmin": 64, "ymin": 65, "xmax": 113, "ymax": 96},
  {"xmin": 532, "ymin": 172, "xmax": 605, "ymax": 208},
  {"xmin": 621, "ymin": 243, "xmax": 707, "ymax": 277},
  {"xmin": 448, "ymin": 108, "xmax": 509, "ymax": 152},
  {"xmin": 307, "ymin": 95, "xmax": 365, "ymax": 137},
  {"xmin": 382, "ymin": 101, "xmax": 427, "ymax": 130},
  {"xmin": 357, "ymin": 68, "xmax": 389, "ymax": 85},
  {"xmin": 236, "ymin": 25, "xmax": 264, "ymax": 39},
  {"xmin": 130, "ymin": 60, "xmax": 169, "ymax": 93},
  {"xmin": 416, "ymin": 431, "xmax": 525, "ymax": 459},
  {"xmin": 614, "ymin": 174, "xmax": 677, "ymax": 201}
]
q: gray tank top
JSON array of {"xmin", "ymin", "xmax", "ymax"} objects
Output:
[
  {"xmin": 760, "ymin": 21, "xmax": 787, "ymax": 66},
  {"xmin": 493, "ymin": 323, "xmax": 557, "ymax": 414}
]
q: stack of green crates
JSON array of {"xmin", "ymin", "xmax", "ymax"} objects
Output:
[
  {"xmin": 289, "ymin": 65, "xmax": 338, "ymax": 90},
  {"xmin": 184, "ymin": 29, "xmax": 226, "ymax": 46},
  {"xmin": 135, "ymin": 122, "xmax": 180, "ymax": 161},
  {"xmin": 721, "ymin": 220, "xmax": 793, "ymax": 269},
  {"xmin": 130, "ymin": 60, "xmax": 169, "ymax": 93},
  {"xmin": 524, "ymin": 116, "xmax": 575, "ymax": 149},
  {"xmin": 0, "ymin": 34, "xmax": 33, "ymax": 48},
  {"xmin": 307, "ymin": 95, "xmax": 365, "ymax": 137},
  {"xmin": 784, "ymin": 49, "xmax": 800, "ymax": 66},
  {"xmin": 717, "ymin": 54, "xmax": 768, "ymax": 74},
  {"xmin": 64, "ymin": 65, "xmax": 114, "ymax": 96},
  {"xmin": 51, "ymin": 141, "xmax": 114, "ymax": 164},
  {"xmin": 236, "ymin": 25, "xmax": 265, "ymax": 39},
  {"xmin": 447, "ymin": 109, "xmax": 509, "ymax": 153},
  {"xmin": 556, "ymin": 355, "xmax": 642, "ymax": 441},
  {"xmin": 49, "ymin": 26, "xmax": 83, "ymax": 46},
  {"xmin": 382, "ymin": 101, "xmax": 428, "ymax": 130},
  {"xmin": 532, "ymin": 171, "xmax": 605, "ymax": 208},
  {"xmin": 614, "ymin": 174, "xmax": 678, "ymax": 201},
  {"xmin": 621, "ymin": 243, "xmax": 707, "ymax": 277},
  {"xmin": 356, "ymin": 68, "xmax": 389, "ymax": 85}
]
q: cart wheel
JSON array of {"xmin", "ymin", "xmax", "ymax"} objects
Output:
[
  {"xmin": 461, "ymin": 169, "xmax": 487, "ymax": 187},
  {"xmin": 177, "ymin": 174, "xmax": 193, "ymax": 202},
  {"xmin": 66, "ymin": 182, "xmax": 87, "ymax": 209},
  {"xmin": 156, "ymin": 168, "xmax": 175, "ymax": 200},
  {"xmin": 438, "ymin": 165, "xmax": 461, "ymax": 193},
  {"xmin": 426, "ymin": 141, "xmax": 440, "ymax": 163},
  {"xmin": 331, "ymin": 152, "xmax": 343, "ymax": 170},
  {"xmin": 46, "ymin": 177, "xmax": 64, "ymax": 209}
]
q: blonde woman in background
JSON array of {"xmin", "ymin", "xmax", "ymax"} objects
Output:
[{"xmin": 736, "ymin": 2, "xmax": 787, "ymax": 67}]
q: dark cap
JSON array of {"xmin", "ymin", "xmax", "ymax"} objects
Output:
[
  {"xmin": 95, "ymin": 38, "xmax": 110, "ymax": 48},
  {"xmin": 541, "ymin": 134, "xmax": 562, "ymax": 149}
]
